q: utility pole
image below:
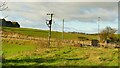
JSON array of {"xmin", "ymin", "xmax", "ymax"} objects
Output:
[
  {"xmin": 46, "ymin": 13, "xmax": 54, "ymax": 47},
  {"xmin": 62, "ymin": 19, "xmax": 64, "ymax": 41},
  {"xmin": 98, "ymin": 17, "xmax": 100, "ymax": 41}
]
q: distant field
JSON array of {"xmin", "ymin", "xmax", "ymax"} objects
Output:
[
  {"xmin": 2, "ymin": 27, "xmax": 98, "ymax": 40},
  {"xmin": 118, "ymin": 34, "xmax": 120, "ymax": 38}
]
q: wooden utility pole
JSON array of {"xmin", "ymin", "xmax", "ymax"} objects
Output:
[
  {"xmin": 98, "ymin": 17, "xmax": 100, "ymax": 41},
  {"xmin": 62, "ymin": 19, "xmax": 64, "ymax": 41},
  {"xmin": 46, "ymin": 13, "xmax": 54, "ymax": 47}
]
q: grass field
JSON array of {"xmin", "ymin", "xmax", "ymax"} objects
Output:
[
  {"xmin": 2, "ymin": 27, "xmax": 98, "ymax": 40},
  {"xmin": 2, "ymin": 42, "xmax": 118, "ymax": 67},
  {"xmin": 1, "ymin": 27, "xmax": 119, "ymax": 67}
]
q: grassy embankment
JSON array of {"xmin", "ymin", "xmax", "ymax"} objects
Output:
[{"xmin": 2, "ymin": 27, "xmax": 119, "ymax": 67}]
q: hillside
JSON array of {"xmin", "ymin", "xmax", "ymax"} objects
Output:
[
  {"xmin": 2, "ymin": 27, "xmax": 98, "ymax": 40},
  {"xmin": 1, "ymin": 27, "xmax": 119, "ymax": 67}
]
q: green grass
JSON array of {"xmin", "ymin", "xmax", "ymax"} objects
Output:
[
  {"xmin": 118, "ymin": 34, "xmax": 120, "ymax": 39},
  {"xmin": 2, "ymin": 39, "xmax": 119, "ymax": 66},
  {"xmin": 2, "ymin": 42, "xmax": 36, "ymax": 59},
  {"xmin": 2, "ymin": 45, "xmax": 118, "ymax": 66},
  {"xmin": 2, "ymin": 27, "xmax": 119, "ymax": 67},
  {"xmin": 2, "ymin": 27, "xmax": 98, "ymax": 40}
]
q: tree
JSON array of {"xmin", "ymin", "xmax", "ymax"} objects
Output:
[
  {"xmin": 0, "ymin": 1, "xmax": 8, "ymax": 61},
  {"xmin": 100, "ymin": 26, "xmax": 117, "ymax": 43},
  {"xmin": 0, "ymin": 1, "xmax": 8, "ymax": 11},
  {"xmin": 0, "ymin": 1, "xmax": 8, "ymax": 27}
]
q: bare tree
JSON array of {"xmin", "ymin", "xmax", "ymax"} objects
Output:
[
  {"xmin": 100, "ymin": 26, "xmax": 117, "ymax": 43},
  {"xmin": 0, "ymin": 1, "xmax": 8, "ymax": 11},
  {"xmin": 0, "ymin": 1, "xmax": 8, "ymax": 27}
]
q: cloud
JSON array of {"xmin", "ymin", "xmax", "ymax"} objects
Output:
[
  {"xmin": 3, "ymin": 0, "xmax": 120, "ymax": 2},
  {"xmin": 1, "ymin": 2, "xmax": 118, "ymax": 33},
  {"xmin": 6, "ymin": 2, "xmax": 117, "ymax": 22}
]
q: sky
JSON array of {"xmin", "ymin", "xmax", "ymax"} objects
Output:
[
  {"xmin": 1, "ymin": 0, "xmax": 120, "ymax": 2},
  {"xmin": 0, "ymin": 0, "xmax": 119, "ymax": 34}
]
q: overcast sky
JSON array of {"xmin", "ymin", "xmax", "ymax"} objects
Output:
[
  {"xmin": 0, "ymin": 0, "xmax": 119, "ymax": 34},
  {"xmin": 1, "ymin": 0, "xmax": 120, "ymax": 2}
]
